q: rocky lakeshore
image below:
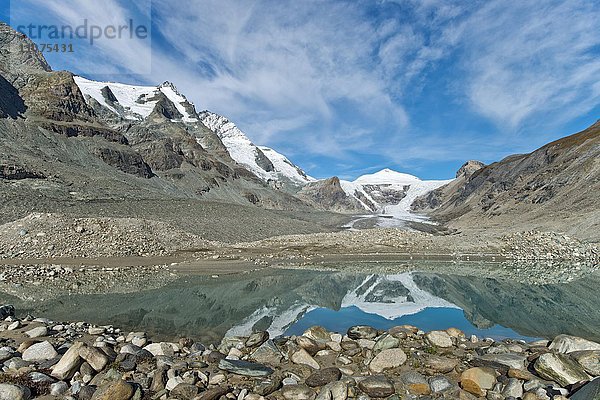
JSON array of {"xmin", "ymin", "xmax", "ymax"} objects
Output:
[{"xmin": 0, "ymin": 306, "xmax": 598, "ymax": 400}]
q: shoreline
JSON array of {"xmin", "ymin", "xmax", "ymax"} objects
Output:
[
  {"xmin": 0, "ymin": 307, "xmax": 598, "ymax": 400},
  {"xmin": 0, "ymin": 254, "xmax": 598, "ymax": 303}
]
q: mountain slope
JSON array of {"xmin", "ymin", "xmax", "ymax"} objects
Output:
[
  {"xmin": 75, "ymin": 76, "xmax": 314, "ymax": 192},
  {"xmin": 1, "ymin": 22, "xmax": 347, "ymax": 242},
  {"xmin": 71, "ymin": 74, "xmax": 321, "ymax": 209},
  {"xmin": 199, "ymin": 111, "xmax": 315, "ymax": 189},
  {"xmin": 417, "ymin": 122, "xmax": 600, "ymax": 240}
]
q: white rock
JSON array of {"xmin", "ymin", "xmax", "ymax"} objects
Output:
[
  {"xmin": 144, "ymin": 342, "xmax": 179, "ymax": 356},
  {"xmin": 369, "ymin": 348, "xmax": 407, "ymax": 373},
  {"xmin": 291, "ymin": 348, "xmax": 320, "ymax": 369},
  {"xmin": 209, "ymin": 373, "xmax": 226, "ymax": 385},
  {"xmin": 22, "ymin": 341, "xmax": 58, "ymax": 362},
  {"xmin": 166, "ymin": 376, "xmax": 184, "ymax": 391},
  {"xmin": 25, "ymin": 326, "xmax": 48, "ymax": 338},
  {"xmin": 426, "ymin": 331, "xmax": 453, "ymax": 348},
  {"xmin": 549, "ymin": 335, "xmax": 600, "ymax": 354}
]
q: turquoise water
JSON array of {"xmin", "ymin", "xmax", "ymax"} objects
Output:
[{"xmin": 2, "ymin": 267, "xmax": 598, "ymax": 344}]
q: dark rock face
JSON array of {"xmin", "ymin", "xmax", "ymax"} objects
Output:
[
  {"xmin": 297, "ymin": 177, "xmax": 369, "ymax": 213},
  {"xmin": 19, "ymin": 71, "xmax": 96, "ymax": 122},
  {"xmin": 0, "ymin": 164, "xmax": 45, "ymax": 180},
  {"xmin": 0, "ymin": 75, "xmax": 25, "ymax": 118},
  {"xmin": 254, "ymin": 147, "xmax": 275, "ymax": 173},
  {"xmin": 148, "ymin": 93, "xmax": 184, "ymax": 121},
  {"xmin": 39, "ymin": 121, "xmax": 128, "ymax": 144},
  {"xmin": 94, "ymin": 147, "xmax": 154, "ymax": 178}
]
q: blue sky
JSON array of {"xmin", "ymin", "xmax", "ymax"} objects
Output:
[{"xmin": 2, "ymin": 0, "xmax": 599, "ymax": 180}]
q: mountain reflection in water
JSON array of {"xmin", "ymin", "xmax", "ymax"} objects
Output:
[{"xmin": 6, "ymin": 266, "xmax": 599, "ymax": 344}]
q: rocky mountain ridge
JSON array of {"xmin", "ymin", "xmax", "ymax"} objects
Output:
[
  {"xmin": 2, "ymin": 21, "xmax": 598, "ymax": 240},
  {"xmin": 0, "ymin": 21, "xmax": 451, "ymax": 224},
  {"xmin": 0, "ymin": 22, "xmax": 320, "ymax": 219},
  {"xmin": 414, "ymin": 122, "xmax": 600, "ymax": 241}
]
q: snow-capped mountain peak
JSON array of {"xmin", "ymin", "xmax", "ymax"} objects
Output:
[
  {"xmin": 354, "ymin": 168, "xmax": 421, "ymax": 185},
  {"xmin": 338, "ymin": 169, "xmax": 453, "ymax": 221},
  {"xmin": 74, "ymin": 76, "xmax": 198, "ymax": 122},
  {"xmin": 199, "ymin": 111, "xmax": 315, "ymax": 187}
]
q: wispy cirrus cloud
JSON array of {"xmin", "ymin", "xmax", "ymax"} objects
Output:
[
  {"xmin": 10, "ymin": 0, "xmax": 152, "ymax": 75},
  {"xmin": 454, "ymin": 0, "xmax": 600, "ymax": 128},
  {"xmin": 6, "ymin": 0, "xmax": 600, "ymax": 179}
]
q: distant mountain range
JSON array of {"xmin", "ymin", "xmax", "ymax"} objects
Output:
[
  {"xmin": 1, "ymin": 22, "xmax": 598, "ymax": 239},
  {"xmin": 73, "ymin": 73, "xmax": 445, "ymax": 217}
]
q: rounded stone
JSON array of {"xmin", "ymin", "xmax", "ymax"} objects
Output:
[
  {"xmin": 78, "ymin": 385, "xmax": 97, "ymax": 400},
  {"xmin": 372, "ymin": 334, "xmax": 401, "ymax": 352},
  {"xmin": 281, "ymin": 384, "xmax": 316, "ymax": 400},
  {"xmin": 460, "ymin": 367, "xmax": 496, "ymax": 397},
  {"xmin": 90, "ymin": 380, "xmax": 134, "ymax": 400},
  {"xmin": 170, "ymin": 383, "xmax": 199, "ymax": 398},
  {"xmin": 0, "ymin": 384, "xmax": 31, "ymax": 400},
  {"xmin": 429, "ymin": 376, "xmax": 453, "ymax": 393},
  {"xmin": 534, "ymin": 353, "xmax": 591, "ymax": 386},
  {"xmin": 426, "ymin": 330, "xmax": 453, "ymax": 348},
  {"xmin": 347, "ymin": 326, "xmax": 378, "ymax": 340},
  {"xmin": 22, "ymin": 341, "xmax": 58, "ymax": 362},
  {"xmin": 358, "ymin": 375, "xmax": 395, "ymax": 398},
  {"xmin": 25, "ymin": 326, "xmax": 48, "ymax": 338},
  {"xmin": 424, "ymin": 355, "xmax": 458, "ymax": 373},
  {"xmin": 297, "ymin": 336, "xmax": 325, "ymax": 355},
  {"xmin": 291, "ymin": 348, "xmax": 320, "ymax": 369},
  {"xmin": 218, "ymin": 358, "xmax": 274, "ymax": 377},
  {"xmin": 50, "ymin": 381, "xmax": 69, "ymax": 396},
  {"xmin": 303, "ymin": 326, "xmax": 331, "ymax": 342},
  {"xmin": 369, "ymin": 348, "xmax": 407, "ymax": 373},
  {"xmin": 305, "ymin": 367, "xmax": 342, "ymax": 387}
]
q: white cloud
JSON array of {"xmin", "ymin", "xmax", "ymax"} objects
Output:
[
  {"xmin": 12, "ymin": 0, "xmax": 599, "ymax": 175},
  {"xmin": 13, "ymin": 0, "xmax": 152, "ymax": 75},
  {"xmin": 455, "ymin": 0, "xmax": 600, "ymax": 127},
  {"xmin": 150, "ymin": 0, "xmax": 411, "ymax": 142}
]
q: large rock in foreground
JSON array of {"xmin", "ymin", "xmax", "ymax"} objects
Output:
[
  {"xmin": 0, "ymin": 384, "xmax": 31, "ymax": 400},
  {"xmin": 534, "ymin": 353, "xmax": 591, "ymax": 386},
  {"xmin": 549, "ymin": 335, "xmax": 600, "ymax": 354},
  {"xmin": 460, "ymin": 367, "xmax": 496, "ymax": 396}
]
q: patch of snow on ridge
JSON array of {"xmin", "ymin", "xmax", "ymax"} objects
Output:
[
  {"xmin": 200, "ymin": 111, "xmax": 314, "ymax": 185},
  {"xmin": 75, "ymin": 76, "xmax": 158, "ymax": 120},
  {"xmin": 158, "ymin": 82, "xmax": 198, "ymax": 122},
  {"xmin": 74, "ymin": 76, "xmax": 198, "ymax": 122},
  {"xmin": 258, "ymin": 146, "xmax": 316, "ymax": 183},
  {"xmin": 341, "ymin": 273, "xmax": 459, "ymax": 320}
]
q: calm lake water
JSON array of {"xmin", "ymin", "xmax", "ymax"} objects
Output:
[{"xmin": 5, "ymin": 266, "xmax": 600, "ymax": 344}]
